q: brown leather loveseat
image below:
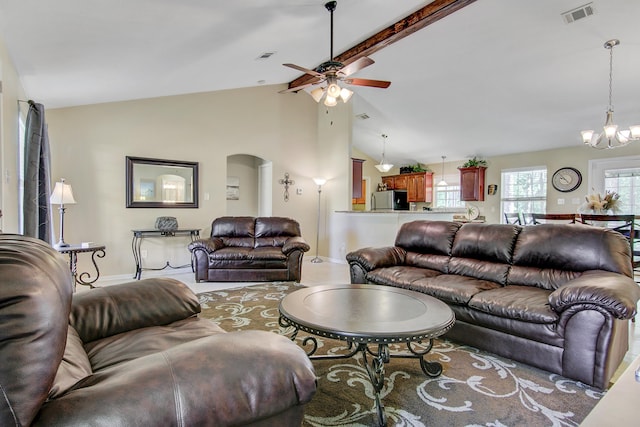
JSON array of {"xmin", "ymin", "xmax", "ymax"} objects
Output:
[
  {"xmin": 188, "ymin": 216, "xmax": 310, "ymax": 282},
  {"xmin": 0, "ymin": 234, "xmax": 316, "ymax": 426},
  {"xmin": 347, "ymin": 220, "xmax": 640, "ymax": 389}
]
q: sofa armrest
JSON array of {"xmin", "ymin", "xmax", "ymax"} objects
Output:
[
  {"xmin": 346, "ymin": 246, "xmax": 406, "ymax": 271},
  {"xmin": 548, "ymin": 271, "xmax": 640, "ymax": 320},
  {"xmin": 34, "ymin": 331, "xmax": 316, "ymax": 427},
  {"xmin": 282, "ymin": 236, "xmax": 310, "ymax": 255},
  {"xmin": 188, "ymin": 237, "xmax": 224, "ymax": 253},
  {"xmin": 70, "ymin": 278, "xmax": 201, "ymax": 343}
]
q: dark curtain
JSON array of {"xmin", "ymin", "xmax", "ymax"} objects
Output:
[{"xmin": 23, "ymin": 101, "xmax": 52, "ymax": 243}]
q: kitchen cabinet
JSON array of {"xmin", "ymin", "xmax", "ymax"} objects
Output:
[
  {"xmin": 406, "ymin": 172, "xmax": 433, "ymax": 203},
  {"xmin": 352, "ymin": 180, "xmax": 366, "ymax": 204},
  {"xmin": 381, "ymin": 176, "xmax": 395, "ymax": 190},
  {"xmin": 352, "ymin": 158, "xmax": 364, "ymax": 199},
  {"xmin": 459, "ymin": 166, "xmax": 486, "ymax": 201},
  {"xmin": 382, "ymin": 172, "xmax": 433, "ymax": 202},
  {"xmin": 393, "ymin": 174, "xmax": 408, "ymax": 190},
  {"xmin": 381, "ymin": 174, "xmax": 408, "ymax": 190}
]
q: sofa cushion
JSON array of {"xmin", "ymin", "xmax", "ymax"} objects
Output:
[
  {"xmin": 468, "ymin": 285, "xmax": 558, "ymax": 324},
  {"xmin": 451, "ymin": 223, "xmax": 520, "ymax": 264},
  {"xmin": 255, "ymin": 217, "xmax": 301, "ymax": 248},
  {"xmin": 395, "ymin": 220, "xmax": 461, "ymax": 255},
  {"xmin": 211, "ymin": 216, "xmax": 255, "ymax": 248},
  {"xmin": 508, "ymin": 265, "xmax": 583, "ymax": 291},
  {"xmin": 48, "ymin": 326, "xmax": 93, "ymax": 399},
  {"xmin": 404, "ymin": 252, "xmax": 450, "ymax": 273},
  {"xmin": 366, "ymin": 266, "xmax": 441, "ymax": 287},
  {"xmin": 85, "ymin": 317, "xmax": 225, "ymax": 371},
  {"xmin": 412, "ymin": 274, "xmax": 502, "ymax": 305},
  {"xmin": 512, "ymin": 224, "xmax": 633, "ymax": 278}
]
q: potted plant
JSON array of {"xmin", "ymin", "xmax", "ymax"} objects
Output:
[
  {"xmin": 400, "ymin": 163, "xmax": 431, "ymax": 174},
  {"xmin": 460, "ymin": 157, "xmax": 488, "ymax": 168}
]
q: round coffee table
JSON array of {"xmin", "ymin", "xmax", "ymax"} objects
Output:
[{"xmin": 278, "ymin": 284, "xmax": 455, "ymax": 426}]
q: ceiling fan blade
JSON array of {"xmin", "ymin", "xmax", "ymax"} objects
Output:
[
  {"xmin": 344, "ymin": 78, "xmax": 391, "ymax": 89},
  {"xmin": 283, "ymin": 63, "xmax": 325, "ymax": 78},
  {"xmin": 338, "ymin": 57, "xmax": 374, "ymax": 77},
  {"xmin": 278, "ymin": 80, "xmax": 322, "ymax": 94}
]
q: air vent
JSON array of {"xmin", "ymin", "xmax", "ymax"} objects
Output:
[
  {"xmin": 562, "ymin": 3, "xmax": 595, "ymax": 24},
  {"xmin": 256, "ymin": 52, "xmax": 276, "ymax": 60},
  {"xmin": 355, "ymin": 113, "xmax": 370, "ymax": 120}
]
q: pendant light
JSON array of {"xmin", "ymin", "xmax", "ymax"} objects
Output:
[
  {"xmin": 437, "ymin": 156, "xmax": 448, "ymax": 186},
  {"xmin": 374, "ymin": 134, "xmax": 393, "ymax": 173},
  {"xmin": 581, "ymin": 39, "xmax": 640, "ymax": 149}
]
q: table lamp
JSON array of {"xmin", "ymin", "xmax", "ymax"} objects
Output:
[{"xmin": 50, "ymin": 178, "xmax": 76, "ymax": 247}]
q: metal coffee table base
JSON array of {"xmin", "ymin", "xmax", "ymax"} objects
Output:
[{"xmin": 279, "ymin": 317, "xmax": 444, "ymax": 426}]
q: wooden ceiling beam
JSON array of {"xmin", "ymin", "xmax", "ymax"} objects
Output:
[{"xmin": 287, "ymin": 0, "xmax": 478, "ymax": 90}]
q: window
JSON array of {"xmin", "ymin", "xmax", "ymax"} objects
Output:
[
  {"xmin": 434, "ymin": 174, "xmax": 465, "ymax": 209},
  {"xmin": 604, "ymin": 168, "xmax": 640, "ymax": 214},
  {"xmin": 590, "ymin": 156, "xmax": 640, "ymax": 214},
  {"xmin": 501, "ymin": 167, "xmax": 547, "ymax": 223}
]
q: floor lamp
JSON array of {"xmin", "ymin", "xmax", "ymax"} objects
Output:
[
  {"xmin": 311, "ymin": 178, "xmax": 327, "ymax": 263},
  {"xmin": 50, "ymin": 178, "xmax": 76, "ymax": 248}
]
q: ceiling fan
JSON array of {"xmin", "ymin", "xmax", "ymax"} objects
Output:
[{"xmin": 280, "ymin": 1, "xmax": 391, "ymax": 106}]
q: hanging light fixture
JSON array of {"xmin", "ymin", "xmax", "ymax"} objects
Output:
[
  {"xmin": 581, "ymin": 39, "xmax": 640, "ymax": 149},
  {"xmin": 374, "ymin": 134, "xmax": 393, "ymax": 173},
  {"xmin": 437, "ymin": 156, "xmax": 448, "ymax": 186}
]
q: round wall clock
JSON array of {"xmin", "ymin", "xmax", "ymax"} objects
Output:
[{"xmin": 552, "ymin": 167, "xmax": 582, "ymax": 192}]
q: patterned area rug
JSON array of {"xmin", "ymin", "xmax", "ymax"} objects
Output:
[{"xmin": 198, "ymin": 283, "xmax": 603, "ymax": 427}]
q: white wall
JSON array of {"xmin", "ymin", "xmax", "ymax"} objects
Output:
[
  {"xmin": 0, "ymin": 36, "xmax": 26, "ymax": 233},
  {"xmin": 45, "ymin": 85, "xmax": 326, "ymax": 278}
]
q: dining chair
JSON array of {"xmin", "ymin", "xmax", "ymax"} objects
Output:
[
  {"xmin": 531, "ymin": 213, "xmax": 577, "ymax": 224},
  {"xmin": 503, "ymin": 212, "xmax": 522, "ymax": 225}
]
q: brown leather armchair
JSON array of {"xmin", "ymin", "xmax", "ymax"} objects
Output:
[
  {"xmin": 0, "ymin": 234, "xmax": 316, "ymax": 426},
  {"xmin": 189, "ymin": 216, "xmax": 310, "ymax": 282}
]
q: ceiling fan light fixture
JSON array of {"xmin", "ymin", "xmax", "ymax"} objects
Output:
[
  {"xmin": 327, "ymin": 81, "xmax": 341, "ymax": 98},
  {"xmin": 310, "ymin": 87, "xmax": 325, "ymax": 103},
  {"xmin": 324, "ymin": 95, "xmax": 337, "ymax": 107},
  {"xmin": 581, "ymin": 39, "xmax": 640, "ymax": 149},
  {"xmin": 339, "ymin": 87, "xmax": 353, "ymax": 102}
]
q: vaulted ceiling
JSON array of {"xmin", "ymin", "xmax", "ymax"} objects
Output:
[{"xmin": 1, "ymin": 0, "xmax": 638, "ymax": 165}]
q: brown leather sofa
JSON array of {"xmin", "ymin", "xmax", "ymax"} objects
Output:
[
  {"xmin": 188, "ymin": 216, "xmax": 310, "ymax": 282},
  {"xmin": 346, "ymin": 220, "xmax": 640, "ymax": 389},
  {"xmin": 0, "ymin": 234, "xmax": 316, "ymax": 426}
]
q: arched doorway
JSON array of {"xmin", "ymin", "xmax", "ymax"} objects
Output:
[{"xmin": 226, "ymin": 154, "xmax": 272, "ymax": 216}]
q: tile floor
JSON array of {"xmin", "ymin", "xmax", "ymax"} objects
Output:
[{"xmin": 95, "ymin": 258, "xmax": 640, "ymax": 385}]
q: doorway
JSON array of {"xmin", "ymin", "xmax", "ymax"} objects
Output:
[{"xmin": 226, "ymin": 154, "xmax": 272, "ymax": 217}]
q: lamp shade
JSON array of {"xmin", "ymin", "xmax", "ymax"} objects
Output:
[
  {"xmin": 50, "ymin": 181, "xmax": 76, "ymax": 205},
  {"xmin": 313, "ymin": 177, "xmax": 327, "ymax": 186},
  {"xmin": 374, "ymin": 163, "xmax": 393, "ymax": 173}
]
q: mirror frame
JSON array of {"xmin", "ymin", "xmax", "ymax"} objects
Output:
[{"xmin": 126, "ymin": 156, "xmax": 199, "ymax": 208}]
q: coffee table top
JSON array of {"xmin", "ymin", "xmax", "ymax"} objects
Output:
[{"xmin": 279, "ymin": 284, "xmax": 455, "ymax": 344}]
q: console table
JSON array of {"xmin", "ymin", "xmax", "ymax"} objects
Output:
[
  {"xmin": 131, "ymin": 229, "xmax": 200, "ymax": 279},
  {"xmin": 56, "ymin": 243, "xmax": 106, "ymax": 289}
]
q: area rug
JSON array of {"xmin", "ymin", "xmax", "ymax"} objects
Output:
[{"xmin": 198, "ymin": 283, "xmax": 603, "ymax": 427}]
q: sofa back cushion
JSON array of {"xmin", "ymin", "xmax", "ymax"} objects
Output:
[
  {"xmin": 396, "ymin": 220, "xmax": 461, "ymax": 255},
  {"xmin": 211, "ymin": 216, "xmax": 255, "ymax": 247},
  {"xmin": 255, "ymin": 217, "xmax": 301, "ymax": 248},
  {"xmin": 510, "ymin": 223, "xmax": 633, "ymax": 287},
  {"xmin": 449, "ymin": 223, "xmax": 520, "ymax": 284}
]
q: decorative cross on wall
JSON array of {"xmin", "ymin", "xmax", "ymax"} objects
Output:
[{"xmin": 278, "ymin": 173, "xmax": 295, "ymax": 202}]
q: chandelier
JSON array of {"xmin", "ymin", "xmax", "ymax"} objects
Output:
[
  {"xmin": 374, "ymin": 134, "xmax": 393, "ymax": 173},
  {"xmin": 581, "ymin": 39, "xmax": 640, "ymax": 149}
]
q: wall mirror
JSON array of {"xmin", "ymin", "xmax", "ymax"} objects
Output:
[{"xmin": 126, "ymin": 156, "xmax": 199, "ymax": 208}]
